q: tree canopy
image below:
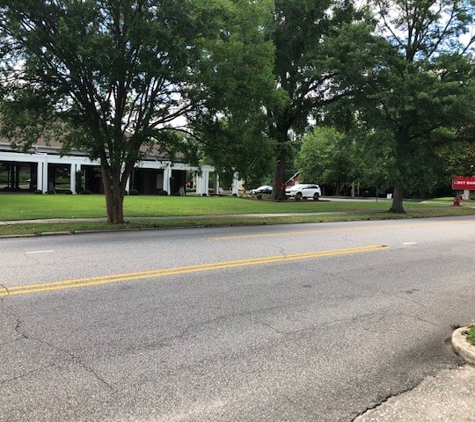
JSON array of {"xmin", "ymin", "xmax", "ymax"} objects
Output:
[
  {"xmin": 297, "ymin": 127, "xmax": 348, "ymax": 189},
  {"xmin": 269, "ymin": 0, "xmax": 475, "ymax": 207},
  {"xmin": 264, "ymin": 0, "xmax": 376, "ymax": 199},
  {"xmin": 2, "ymin": 0, "xmax": 475, "ymax": 213},
  {"xmin": 358, "ymin": 0, "xmax": 475, "ymax": 212},
  {"xmin": 0, "ymin": 0, "xmax": 274, "ymax": 222}
]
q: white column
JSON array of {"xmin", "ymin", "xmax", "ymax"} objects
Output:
[
  {"xmin": 42, "ymin": 154, "xmax": 48, "ymax": 193},
  {"xmin": 195, "ymin": 173, "xmax": 203, "ymax": 195},
  {"xmin": 70, "ymin": 163, "xmax": 76, "ymax": 194},
  {"xmin": 232, "ymin": 172, "xmax": 239, "ymax": 196},
  {"xmin": 163, "ymin": 165, "xmax": 172, "ymax": 194},
  {"xmin": 463, "ymin": 189, "xmax": 470, "ymax": 200},
  {"xmin": 203, "ymin": 170, "xmax": 210, "ymax": 196},
  {"xmin": 36, "ymin": 160, "xmax": 43, "ymax": 192},
  {"xmin": 121, "ymin": 164, "xmax": 131, "ymax": 194},
  {"xmin": 196, "ymin": 172, "xmax": 208, "ymax": 195},
  {"xmin": 213, "ymin": 173, "xmax": 219, "ymax": 195}
]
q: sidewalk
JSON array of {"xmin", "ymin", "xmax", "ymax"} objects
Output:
[
  {"xmin": 0, "ymin": 212, "xmax": 347, "ymax": 225},
  {"xmin": 355, "ymin": 327, "xmax": 475, "ymax": 421}
]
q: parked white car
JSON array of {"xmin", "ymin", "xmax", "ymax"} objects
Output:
[{"xmin": 285, "ymin": 183, "xmax": 321, "ymax": 200}]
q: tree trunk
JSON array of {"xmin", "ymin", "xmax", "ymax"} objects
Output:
[
  {"xmin": 102, "ymin": 164, "xmax": 126, "ymax": 224},
  {"xmin": 271, "ymin": 146, "xmax": 287, "ymax": 200},
  {"xmin": 388, "ymin": 185, "xmax": 405, "ymax": 213},
  {"xmin": 271, "ymin": 125, "xmax": 290, "ymax": 200}
]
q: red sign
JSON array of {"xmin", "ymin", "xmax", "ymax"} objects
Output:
[{"xmin": 452, "ymin": 176, "xmax": 475, "ymax": 190}]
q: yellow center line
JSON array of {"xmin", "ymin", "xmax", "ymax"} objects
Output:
[
  {"xmin": 206, "ymin": 219, "xmax": 475, "ymax": 241},
  {"xmin": 1, "ymin": 245, "xmax": 389, "ymax": 298}
]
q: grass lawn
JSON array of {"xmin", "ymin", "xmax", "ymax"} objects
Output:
[
  {"xmin": 1, "ymin": 193, "xmax": 474, "ymax": 237},
  {"xmin": 0, "ymin": 193, "xmax": 454, "ymax": 220},
  {"xmin": 468, "ymin": 325, "xmax": 475, "ymax": 345}
]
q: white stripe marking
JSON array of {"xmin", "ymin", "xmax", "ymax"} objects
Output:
[
  {"xmin": 403, "ymin": 242, "xmax": 417, "ymax": 245},
  {"xmin": 25, "ymin": 250, "xmax": 55, "ymax": 254}
]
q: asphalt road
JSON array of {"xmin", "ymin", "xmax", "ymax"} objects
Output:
[{"xmin": 1, "ymin": 216, "xmax": 475, "ymax": 421}]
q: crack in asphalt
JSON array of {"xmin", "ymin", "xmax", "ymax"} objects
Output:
[
  {"xmin": 0, "ymin": 284, "xmax": 10, "ymax": 298},
  {"xmin": 351, "ymin": 379, "xmax": 429, "ymax": 421},
  {"xmin": 396, "ymin": 293, "xmax": 428, "ymax": 308},
  {"xmin": 276, "ymin": 245, "xmax": 287, "ymax": 257},
  {"xmin": 399, "ymin": 312, "xmax": 439, "ymax": 327},
  {"xmin": 171, "ymin": 306, "xmax": 386, "ymax": 348},
  {"xmin": 0, "ymin": 364, "xmax": 59, "ymax": 387},
  {"xmin": 13, "ymin": 318, "xmax": 115, "ymax": 392},
  {"xmin": 121, "ymin": 303, "xmax": 298, "ymax": 355},
  {"xmin": 251, "ymin": 319, "xmax": 287, "ymax": 335},
  {"xmin": 0, "ymin": 301, "xmax": 24, "ymax": 345}
]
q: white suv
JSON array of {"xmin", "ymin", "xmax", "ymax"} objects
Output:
[{"xmin": 286, "ymin": 183, "xmax": 321, "ymax": 200}]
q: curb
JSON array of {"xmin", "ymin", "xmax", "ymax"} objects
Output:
[{"xmin": 452, "ymin": 326, "xmax": 475, "ymax": 366}]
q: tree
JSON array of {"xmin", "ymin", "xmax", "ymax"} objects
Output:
[
  {"xmin": 297, "ymin": 125, "xmax": 395, "ymax": 197},
  {"xmin": 0, "ymin": 0, "xmax": 274, "ymax": 222},
  {"xmin": 197, "ymin": 114, "xmax": 276, "ymax": 190},
  {"xmin": 360, "ymin": 0, "xmax": 475, "ymax": 212},
  {"xmin": 297, "ymin": 126, "xmax": 349, "ymax": 191},
  {"xmin": 265, "ymin": 0, "xmax": 375, "ymax": 199},
  {"xmin": 438, "ymin": 80, "xmax": 475, "ymax": 179}
]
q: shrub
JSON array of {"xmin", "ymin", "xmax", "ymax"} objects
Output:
[
  {"xmin": 158, "ymin": 189, "xmax": 168, "ymax": 196},
  {"xmin": 80, "ymin": 189, "xmax": 91, "ymax": 195},
  {"xmin": 256, "ymin": 193, "xmax": 263, "ymax": 200},
  {"xmin": 34, "ymin": 190, "xmax": 43, "ymax": 194},
  {"xmin": 129, "ymin": 189, "xmax": 139, "ymax": 195}
]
